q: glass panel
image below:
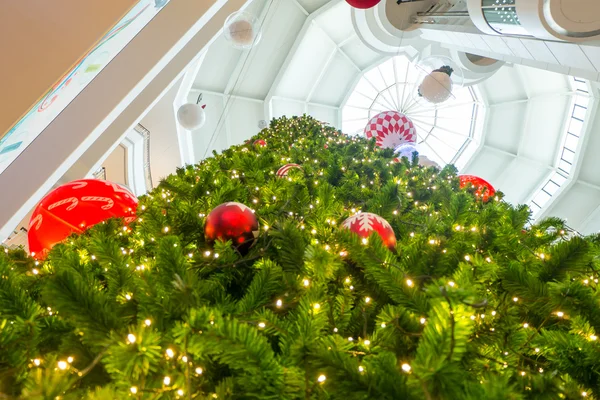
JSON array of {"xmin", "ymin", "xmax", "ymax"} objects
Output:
[
  {"xmin": 543, "ymin": 180, "xmax": 560, "ymax": 195},
  {"xmin": 564, "ymin": 133, "xmax": 579, "ymax": 151},
  {"xmin": 572, "ymin": 105, "xmax": 587, "ymax": 121},
  {"xmin": 568, "ymin": 118, "xmax": 584, "ymax": 136},
  {"xmin": 558, "ymin": 159, "xmax": 572, "ymax": 174},
  {"xmin": 561, "ymin": 148, "xmax": 575, "ymax": 164},
  {"xmin": 551, "ymin": 173, "xmax": 568, "ymax": 186}
]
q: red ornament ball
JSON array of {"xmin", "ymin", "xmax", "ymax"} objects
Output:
[
  {"xmin": 346, "ymin": 0, "xmax": 381, "ymax": 9},
  {"xmin": 342, "ymin": 212, "xmax": 396, "ymax": 250},
  {"xmin": 459, "ymin": 175, "xmax": 496, "ymax": 202},
  {"xmin": 276, "ymin": 163, "xmax": 302, "ymax": 178},
  {"xmin": 254, "ymin": 139, "xmax": 267, "ymax": 147},
  {"xmin": 28, "ymin": 179, "xmax": 138, "ymax": 259},
  {"xmin": 204, "ymin": 202, "xmax": 259, "ymax": 254}
]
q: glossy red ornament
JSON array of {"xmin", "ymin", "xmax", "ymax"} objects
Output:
[
  {"xmin": 345, "ymin": 0, "xmax": 381, "ymax": 9},
  {"xmin": 459, "ymin": 175, "xmax": 496, "ymax": 202},
  {"xmin": 342, "ymin": 212, "xmax": 396, "ymax": 250},
  {"xmin": 204, "ymin": 202, "xmax": 259, "ymax": 254},
  {"xmin": 254, "ymin": 139, "xmax": 267, "ymax": 147},
  {"xmin": 276, "ymin": 163, "xmax": 302, "ymax": 178},
  {"xmin": 28, "ymin": 179, "xmax": 138, "ymax": 259}
]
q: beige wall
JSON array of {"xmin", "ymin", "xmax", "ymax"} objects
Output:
[{"xmin": 0, "ymin": 0, "xmax": 137, "ymax": 138}]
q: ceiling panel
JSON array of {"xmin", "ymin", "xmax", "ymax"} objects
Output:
[
  {"xmin": 308, "ymin": 104, "xmax": 339, "ymax": 127},
  {"xmin": 478, "ymin": 65, "xmax": 527, "ymax": 105},
  {"xmin": 193, "ymin": 93, "xmax": 226, "ymax": 162},
  {"xmin": 483, "ymin": 103, "xmax": 525, "ymax": 155},
  {"xmin": 226, "ymin": 98, "xmax": 264, "ymax": 145},
  {"xmin": 315, "ymin": 2, "xmax": 354, "ymax": 45},
  {"xmin": 494, "ymin": 159, "xmax": 549, "ymax": 205},
  {"xmin": 519, "ymin": 96, "xmax": 571, "ymax": 166},
  {"xmin": 310, "ymin": 51, "xmax": 359, "ymax": 106},
  {"xmin": 546, "ymin": 182, "xmax": 600, "ymax": 229},
  {"xmin": 235, "ymin": 0, "xmax": 306, "ymax": 98},
  {"xmin": 516, "ymin": 65, "xmax": 571, "ymax": 98},
  {"xmin": 274, "ymin": 25, "xmax": 336, "ymax": 100},
  {"xmin": 271, "ymin": 98, "xmax": 305, "ymax": 119},
  {"xmin": 194, "ymin": 36, "xmax": 242, "ymax": 93},
  {"xmin": 463, "ymin": 146, "xmax": 515, "ymax": 183},
  {"xmin": 296, "ymin": 0, "xmax": 331, "ymax": 14},
  {"xmin": 340, "ymin": 36, "xmax": 383, "ymax": 70}
]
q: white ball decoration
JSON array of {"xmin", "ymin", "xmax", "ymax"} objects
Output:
[
  {"xmin": 394, "ymin": 143, "xmax": 418, "ymax": 160},
  {"xmin": 177, "ymin": 103, "xmax": 206, "ymax": 130},
  {"xmin": 414, "ymin": 56, "xmax": 464, "ymax": 106},
  {"xmin": 223, "ymin": 12, "xmax": 262, "ymax": 49},
  {"xmin": 418, "ymin": 66, "xmax": 454, "ymax": 104}
]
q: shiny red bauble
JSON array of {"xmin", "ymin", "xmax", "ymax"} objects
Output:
[
  {"xmin": 342, "ymin": 212, "xmax": 396, "ymax": 250},
  {"xmin": 28, "ymin": 179, "xmax": 138, "ymax": 259},
  {"xmin": 346, "ymin": 0, "xmax": 381, "ymax": 9},
  {"xmin": 459, "ymin": 175, "xmax": 496, "ymax": 202},
  {"xmin": 254, "ymin": 139, "xmax": 267, "ymax": 147},
  {"xmin": 204, "ymin": 202, "xmax": 259, "ymax": 254}
]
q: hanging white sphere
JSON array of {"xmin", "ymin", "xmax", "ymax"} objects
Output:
[
  {"xmin": 223, "ymin": 12, "xmax": 262, "ymax": 49},
  {"xmin": 394, "ymin": 143, "xmax": 418, "ymax": 160},
  {"xmin": 418, "ymin": 67, "xmax": 454, "ymax": 104},
  {"xmin": 414, "ymin": 56, "xmax": 464, "ymax": 106},
  {"xmin": 177, "ymin": 103, "xmax": 206, "ymax": 130}
]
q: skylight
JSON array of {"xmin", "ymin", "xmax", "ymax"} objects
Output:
[
  {"xmin": 528, "ymin": 77, "xmax": 590, "ymax": 219},
  {"xmin": 341, "ymin": 55, "xmax": 484, "ymax": 168}
]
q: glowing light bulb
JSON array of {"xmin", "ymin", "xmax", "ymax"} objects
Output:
[
  {"xmin": 145, "ymin": 319, "xmax": 152, "ymax": 326},
  {"xmin": 406, "ymin": 279, "xmax": 414, "ymax": 287},
  {"xmin": 365, "ymin": 297, "xmax": 371, "ymax": 303},
  {"xmin": 556, "ymin": 311, "xmax": 564, "ymax": 317},
  {"xmin": 303, "ymin": 279, "xmax": 310, "ymax": 287},
  {"xmin": 313, "ymin": 303, "xmax": 321, "ymax": 310},
  {"xmin": 358, "ymin": 366, "xmax": 364, "ymax": 372},
  {"xmin": 166, "ymin": 348, "xmax": 175, "ymax": 358},
  {"xmin": 163, "ymin": 376, "xmax": 171, "ymax": 385},
  {"xmin": 448, "ymin": 281, "xmax": 456, "ymax": 288},
  {"xmin": 177, "ymin": 389, "xmax": 184, "ymax": 396},
  {"xmin": 420, "ymin": 318, "xmax": 426, "ymax": 324},
  {"xmin": 381, "ymin": 322, "xmax": 386, "ymax": 328},
  {"xmin": 364, "ymin": 339, "xmax": 371, "ymax": 346},
  {"xmin": 33, "ymin": 359, "xmax": 41, "ymax": 366},
  {"xmin": 276, "ymin": 299, "xmax": 283, "ymax": 308},
  {"xmin": 523, "ymin": 323, "xmax": 529, "ymax": 328},
  {"xmin": 401, "ymin": 363, "xmax": 411, "ymax": 372},
  {"xmin": 130, "ymin": 386, "xmax": 138, "ymax": 394},
  {"xmin": 513, "ymin": 297, "xmax": 519, "ymax": 302},
  {"xmin": 127, "ymin": 334, "xmax": 136, "ymax": 344},
  {"xmin": 58, "ymin": 361, "xmax": 68, "ymax": 370},
  {"xmin": 258, "ymin": 322, "xmax": 266, "ymax": 328},
  {"xmin": 591, "ymin": 335, "xmax": 597, "ymax": 341},
  {"xmin": 318, "ymin": 374, "xmax": 327, "ymax": 383},
  {"xmin": 196, "ymin": 367, "xmax": 203, "ymax": 374}
]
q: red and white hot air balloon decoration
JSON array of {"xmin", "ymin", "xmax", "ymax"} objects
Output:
[
  {"xmin": 342, "ymin": 212, "xmax": 396, "ymax": 250},
  {"xmin": 364, "ymin": 111, "xmax": 416, "ymax": 150},
  {"xmin": 27, "ymin": 179, "xmax": 138, "ymax": 259},
  {"xmin": 276, "ymin": 163, "xmax": 303, "ymax": 178}
]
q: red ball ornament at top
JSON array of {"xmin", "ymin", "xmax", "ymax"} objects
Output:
[
  {"xmin": 204, "ymin": 202, "xmax": 259, "ymax": 254},
  {"xmin": 342, "ymin": 212, "xmax": 396, "ymax": 250},
  {"xmin": 365, "ymin": 111, "xmax": 416, "ymax": 150},
  {"xmin": 28, "ymin": 179, "xmax": 138, "ymax": 259},
  {"xmin": 459, "ymin": 175, "xmax": 496, "ymax": 202},
  {"xmin": 254, "ymin": 139, "xmax": 267, "ymax": 147},
  {"xmin": 346, "ymin": 0, "xmax": 381, "ymax": 9},
  {"xmin": 276, "ymin": 163, "xmax": 302, "ymax": 178}
]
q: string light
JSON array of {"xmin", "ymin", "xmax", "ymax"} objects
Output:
[
  {"xmin": 303, "ymin": 279, "xmax": 310, "ymax": 287},
  {"xmin": 590, "ymin": 335, "xmax": 597, "ymax": 341},
  {"xmin": 144, "ymin": 319, "xmax": 152, "ymax": 326},
  {"xmin": 58, "ymin": 361, "xmax": 68, "ymax": 370},
  {"xmin": 166, "ymin": 348, "xmax": 175, "ymax": 358},
  {"xmin": 358, "ymin": 366, "xmax": 365, "ymax": 372},
  {"xmin": 401, "ymin": 363, "xmax": 411, "ymax": 372},
  {"xmin": 163, "ymin": 376, "xmax": 171, "ymax": 385},
  {"xmin": 513, "ymin": 297, "xmax": 519, "ymax": 302},
  {"xmin": 406, "ymin": 279, "xmax": 414, "ymax": 287},
  {"xmin": 318, "ymin": 374, "xmax": 327, "ymax": 383},
  {"xmin": 363, "ymin": 339, "xmax": 371, "ymax": 346},
  {"xmin": 313, "ymin": 303, "xmax": 321, "ymax": 310},
  {"xmin": 448, "ymin": 281, "xmax": 456, "ymax": 288},
  {"xmin": 177, "ymin": 389, "xmax": 184, "ymax": 396},
  {"xmin": 127, "ymin": 334, "xmax": 136, "ymax": 344},
  {"xmin": 556, "ymin": 311, "xmax": 564, "ymax": 318},
  {"xmin": 380, "ymin": 322, "xmax": 386, "ymax": 328},
  {"xmin": 130, "ymin": 387, "xmax": 138, "ymax": 394},
  {"xmin": 33, "ymin": 359, "xmax": 41, "ymax": 366},
  {"xmin": 420, "ymin": 318, "xmax": 426, "ymax": 324},
  {"xmin": 196, "ymin": 367, "xmax": 203, "ymax": 374},
  {"xmin": 276, "ymin": 299, "xmax": 283, "ymax": 308},
  {"xmin": 258, "ymin": 322, "xmax": 266, "ymax": 328},
  {"xmin": 364, "ymin": 297, "xmax": 371, "ymax": 304}
]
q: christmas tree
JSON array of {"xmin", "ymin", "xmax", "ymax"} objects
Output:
[{"xmin": 1, "ymin": 115, "xmax": 599, "ymax": 399}]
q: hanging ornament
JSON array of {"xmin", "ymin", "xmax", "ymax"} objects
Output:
[
  {"xmin": 345, "ymin": 0, "xmax": 382, "ymax": 9},
  {"xmin": 223, "ymin": 12, "xmax": 262, "ymax": 49},
  {"xmin": 342, "ymin": 212, "xmax": 396, "ymax": 250},
  {"xmin": 414, "ymin": 56, "xmax": 464, "ymax": 106},
  {"xmin": 177, "ymin": 94, "xmax": 206, "ymax": 130},
  {"xmin": 254, "ymin": 139, "xmax": 267, "ymax": 147},
  {"xmin": 459, "ymin": 175, "xmax": 496, "ymax": 202},
  {"xmin": 365, "ymin": 111, "xmax": 416, "ymax": 150},
  {"xmin": 28, "ymin": 179, "xmax": 138, "ymax": 259},
  {"xmin": 418, "ymin": 155, "xmax": 440, "ymax": 169},
  {"xmin": 276, "ymin": 163, "xmax": 302, "ymax": 178},
  {"xmin": 204, "ymin": 202, "xmax": 259, "ymax": 254},
  {"xmin": 394, "ymin": 143, "xmax": 418, "ymax": 160}
]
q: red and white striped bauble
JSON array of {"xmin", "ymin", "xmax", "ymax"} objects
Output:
[
  {"xmin": 342, "ymin": 212, "xmax": 396, "ymax": 250},
  {"xmin": 364, "ymin": 111, "xmax": 416, "ymax": 150},
  {"xmin": 276, "ymin": 163, "xmax": 302, "ymax": 178}
]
